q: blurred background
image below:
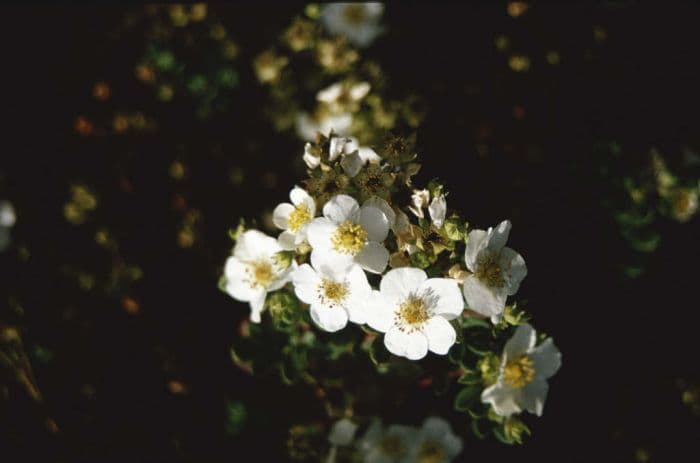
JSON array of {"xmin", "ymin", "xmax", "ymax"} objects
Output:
[{"xmin": 1, "ymin": 3, "xmax": 699, "ymax": 462}]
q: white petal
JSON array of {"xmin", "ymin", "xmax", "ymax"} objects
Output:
[
  {"xmin": 392, "ymin": 209, "xmax": 410, "ymax": 235},
  {"xmin": 323, "ymin": 194, "xmax": 360, "ymax": 223},
  {"xmin": 345, "ymin": 264, "xmax": 372, "ymax": 324},
  {"xmin": 329, "ymin": 136, "xmax": 350, "ymax": 161},
  {"xmin": 380, "ymin": 267, "xmax": 427, "ymax": 301},
  {"xmin": 504, "ymin": 323, "xmax": 537, "ymax": 361},
  {"xmin": 310, "ymin": 303, "xmax": 349, "ymax": 332},
  {"xmin": 428, "ymin": 195, "xmax": 447, "ymax": 228},
  {"xmin": 272, "ymin": 203, "xmax": 294, "ymax": 230},
  {"xmin": 358, "ymin": 147, "xmax": 380, "ymax": 164},
  {"xmin": 224, "ymin": 257, "xmax": 256, "ymax": 302},
  {"xmin": 341, "ymin": 150, "xmax": 364, "ymax": 177},
  {"xmin": 296, "ymin": 113, "xmax": 320, "ymax": 142},
  {"xmin": 0, "ymin": 201, "xmax": 16, "ymax": 227},
  {"xmin": 290, "ymin": 187, "xmax": 315, "ymax": 215},
  {"xmin": 487, "ymin": 220, "xmax": 512, "ymax": 252},
  {"xmin": 292, "ymin": 264, "xmax": 321, "ymax": 305},
  {"xmin": 267, "ymin": 261, "xmax": 296, "ymax": 292},
  {"xmin": 355, "ymin": 241, "xmax": 389, "ymax": 274},
  {"xmin": 464, "ymin": 229, "xmax": 488, "ymax": 271},
  {"xmin": 328, "ymin": 418, "xmax": 358, "ymax": 446},
  {"xmin": 350, "ymin": 82, "xmax": 371, "ymax": 101},
  {"xmin": 303, "ymin": 142, "xmax": 321, "ymax": 168},
  {"xmin": 500, "ymin": 247, "xmax": 527, "ymax": 296},
  {"xmin": 481, "ymin": 382, "xmax": 521, "ymax": 417},
  {"xmin": 530, "ymin": 338, "xmax": 562, "ymax": 379},
  {"xmin": 365, "ymin": 290, "xmax": 394, "ymax": 333},
  {"xmin": 359, "ymin": 205, "xmax": 389, "ymax": 242},
  {"xmin": 363, "ymin": 197, "xmax": 396, "ymax": 230},
  {"xmin": 419, "ymin": 278, "xmax": 464, "ymax": 319},
  {"xmin": 419, "ymin": 417, "xmax": 463, "ymax": 456},
  {"xmin": 248, "ymin": 291, "xmax": 267, "ymax": 323},
  {"xmin": 423, "ymin": 316, "xmax": 456, "ymax": 355},
  {"xmin": 321, "ymin": 113, "xmax": 352, "ymax": 136},
  {"xmin": 234, "ymin": 230, "xmax": 280, "ymax": 260},
  {"xmin": 384, "ymin": 326, "xmax": 428, "ymax": 360},
  {"xmin": 462, "ymin": 276, "xmax": 507, "ymax": 319},
  {"xmin": 277, "ymin": 231, "xmax": 297, "ymax": 251},
  {"xmin": 317, "ymin": 82, "xmax": 343, "ymax": 103},
  {"xmin": 306, "ymin": 217, "xmax": 336, "ymax": 250},
  {"xmin": 520, "ymin": 378, "xmax": 549, "ymax": 416}
]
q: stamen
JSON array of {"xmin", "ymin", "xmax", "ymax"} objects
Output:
[
  {"xmin": 288, "ymin": 204, "xmax": 311, "ymax": 232},
  {"xmin": 475, "ymin": 252, "xmax": 505, "ymax": 288},
  {"xmin": 331, "ymin": 220, "xmax": 368, "ymax": 255},
  {"xmin": 503, "ymin": 355, "xmax": 536, "ymax": 388}
]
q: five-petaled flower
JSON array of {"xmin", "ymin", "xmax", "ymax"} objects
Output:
[
  {"xmin": 481, "ymin": 323, "xmax": 561, "ymax": 417},
  {"xmin": 357, "ymin": 419, "xmax": 416, "ymax": 463},
  {"xmin": 367, "ymin": 267, "xmax": 464, "ymax": 360},
  {"xmin": 462, "ymin": 220, "xmax": 527, "ymax": 322},
  {"xmin": 408, "ymin": 416, "xmax": 463, "ymax": 463},
  {"xmin": 292, "ymin": 257, "xmax": 371, "ymax": 332},
  {"xmin": 319, "ymin": 3, "xmax": 385, "ymax": 48},
  {"xmin": 224, "ymin": 230, "xmax": 295, "ymax": 323},
  {"xmin": 307, "ymin": 194, "xmax": 392, "ymax": 274},
  {"xmin": 273, "ymin": 186, "xmax": 316, "ymax": 250}
]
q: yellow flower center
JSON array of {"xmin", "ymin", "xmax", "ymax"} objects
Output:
[
  {"xmin": 503, "ymin": 355, "xmax": 536, "ymax": 388},
  {"xmin": 288, "ymin": 204, "xmax": 311, "ymax": 232},
  {"xmin": 319, "ymin": 279, "xmax": 349, "ymax": 305},
  {"xmin": 331, "ymin": 220, "xmax": 367, "ymax": 255},
  {"xmin": 475, "ymin": 252, "xmax": 505, "ymax": 288},
  {"xmin": 251, "ymin": 261, "xmax": 274, "ymax": 288},
  {"xmin": 379, "ymin": 435, "xmax": 406, "ymax": 458},
  {"xmin": 417, "ymin": 440, "xmax": 446, "ymax": 463},
  {"xmin": 398, "ymin": 296, "xmax": 429, "ymax": 326},
  {"xmin": 343, "ymin": 4, "xmax": 367, "ymax": 25}
]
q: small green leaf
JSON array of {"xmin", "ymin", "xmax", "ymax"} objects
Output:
[{"xmin": 454, "ymin": 385, "xmax": 481, "ymax": 412}]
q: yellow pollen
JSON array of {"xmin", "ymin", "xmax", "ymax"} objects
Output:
[
  {"xmin": 503, "ymin": 355, "xmax": 536, "ymax": 388},
  {"xmin": 417, "ymin": 440, "xmax": 446, "ymax": 463},
  {"xmin": 320, "ymin": 279, "xmax": 349, "ymax": 304},
  {"xmin": 399, "ymin": 296, "xmax": 429, "ymax": 326},
  {"xmin": 331, "ymin": 220, "xmax": 368, "ymax": 255},
  {"xmin": 343, "ymin": 4, "xmax": 367, "ymax": 25},
  {"xmin": 379, "ymin": 435, "xmax": 406, "ymax": 458},
  {"xmin": 288, "ymin": 204, "xmax": 311, "ymax": 232},
  {"xmin": 475, "ymin": 252, "xmax": 505, "ymax": 288},
  {"xmin": 251, "ymin": 261, "xmax": 274, "ymax": 287}
]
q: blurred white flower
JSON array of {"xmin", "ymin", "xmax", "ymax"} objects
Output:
[
  {"xmin": 408, "ymin": 189, "xmax": 430, "ymax": 219},
  {"xmin": 320, "ymin": 3, "xmax": 385, "ymax": 48},
  {"xmin": 367, "ymin": 267, "xmax": 463, "ymax": 360},
  {"xmin": 223, "ymin": 230, "xmax": 296, "ymax": 322},
  {"xmin": 407, "ymin": 416, "xmax": 463, "ymax": 462},
  {"xmin": 296, "ymin": 111, "xmax": 353, "ymax": 142},
  {"xmin": 317, "ymin": 81, "xmax": 371, "ymax": 113},
  {"xmin": 462, "ymin": 220, "xmax": 526, "ymax": 322},
  {"xmin": 307, "ymin": 194, "xmax": 391, "ymax": 274},
  {"xmin": 0, "ymin": 200, "xmax": 16, "ymax": 252},
  {"xmin": 357, "ymin": 419, "xmax": 416, "ymax": 463},
  {"xmin": 328, "ymin": 418, "xmax": 359, "ymax": 446},
  {"xmin": 329, "ymin": 135, "xmax": 381, "ymax": 177},
  {"xmin": 292, "ymin": 258, "xmax": 371, "ymax": 332},
  {"xmin": 481, "ymin": 323, "xmax": 562, "ymax": 417},
  {"xmin": 273, "ymin": 186, "xmax": 316, "ymax": 250}
]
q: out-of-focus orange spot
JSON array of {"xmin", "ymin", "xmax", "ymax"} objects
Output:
[
  {"xmin": 507, "ymin": 1, "xmax": 529, "ymax": 18},
  {"xmin": 168, "ymin": 380, "xmax": 188, "ymax": 395},
  {"xmin": 135, "ymin": 64, "xmax": 156, "ymax": 83},
  {"xmin": 513, "ymin": 105, "xmax": 526, "ymax": 120},
  {"xmin": 122, "ymin": 296, "xmax": 140, "ymax": 315},
  {"xmin": 45, "ymin": 418, "xmax": 60, "ymax": 434},
  {"xmin": 113, "ymin": 115, "xmax": 129, "ymax": 133},
  {"xmin": 172, "ymin": 194, "xmax": 187, "ymax": 212},
  {"xmin": 74, "ymin": 116, "xmax": 94, "ymax": 136},
  {"xmin": 418, "ymin": 377, "xmax": 433, "ymax": 388},
  {"xmin": 238, "ymin": 319, "xmax": 250, "ymax": 338},
  {"xmin": 92, "ymin": 82, "xmax": 111, "ymax": 101}
]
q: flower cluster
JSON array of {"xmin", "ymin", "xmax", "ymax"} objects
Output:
[{"xmin": 222, "ymin": 132, "xmax": 561, "ymax": 444}]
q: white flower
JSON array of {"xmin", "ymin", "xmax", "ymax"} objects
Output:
[
  {"xmin": 462, "ymin": 220, "xmax": 527, "ymax": 322},
  {"xmin": 273, "ymin": 187, "xmax": 316, "ymax": 250},
  {"xmin": 367, "ymin": 267, "xmax": 464, "ymax": 360},
  {"xmin": 223, "ymin": 230, "xmax": 296, "ymax": 323},
  {"xmin": 307, "ymin": 194, "xmax": 391, "ymax": 274},
  {"xmin": 0, "ymin": 200, "xmax": 16, "ymax": 252},
  {"xmin": 296, "ymin": 111, "xmax": 352, "ymax": 142},
  {"xmin": 328, "ymin": 418, "xmax": 359, "ymax": 447},
  {"xmin": 292, "ymin": 258, "xmax": 371, "ymax": 332},
  {"xmin": 481, "ymin": 323, "xmax": 562, "ymax": 417},
  {"xmin": 329, "ymin": 135, "xmax": 381, "ymax": 177},
  {"xmin": 428, "ymin": 194, "xmax": 447, "ymax": 228},
  {"xmin": 319, "ymin": 3, "xmax": 384, "ymax": 48},
  {"xmin": 407, "ymin": 416, "xmax": 463, "ymax": 463},
  {"xmin": 408, "ymin": 189, "xmax": 430, "ymax": 219},
  {"xmin": 317, "ymin": 81, "xmax": 371, "ymax": 113},
  {"xmin": 303, "ymin": 142, "xmax": 321, "ymax": 169},
  {"xmin": 357, "ymin": 419, "xmax": 417, "ymax": 463}
]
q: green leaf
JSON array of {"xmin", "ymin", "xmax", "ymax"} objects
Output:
[
  {"xmin": 454, "ymin": 385, "xmax": 481, "ymax": 412},
  {"xmin": 225, "ymin": 400, "xmax": 247, "ymax": 436},
  {"xmin": 461, "ymin": 316, "xmax": 491, "ymax": 330}
]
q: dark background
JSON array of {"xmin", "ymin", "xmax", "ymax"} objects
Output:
[{"xmin": 2, "ymin": 3, "xmax": 699, "ymax": 462}]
